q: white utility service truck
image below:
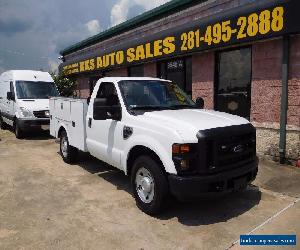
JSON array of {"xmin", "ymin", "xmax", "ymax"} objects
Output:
[
  {"xmin": 50, "ymin": 77, "xmax": 258, "ymax": 215},
  {"xmin": 0, "ymin": 70, "xmax": 59, "ymax": 138}
]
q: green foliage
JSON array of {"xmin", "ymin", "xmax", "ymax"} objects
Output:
[{"xmin": 50, "ymin": 73, "xmax": 77, "ymax": 97}]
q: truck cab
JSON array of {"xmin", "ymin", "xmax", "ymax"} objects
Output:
[
  {"xmin": 50, "ymin": 77, "xmax": 258, "ymax": 215},
  {"xmin": 0, "ymin": 70, "xmax": 59, "ymax": 138}
]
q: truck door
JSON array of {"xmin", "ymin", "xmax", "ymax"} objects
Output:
[{"xmin": 86, "ymin": 82, "xmax": 123, "ymax": 168}]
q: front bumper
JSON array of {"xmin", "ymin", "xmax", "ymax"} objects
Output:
[
  {"xmin": 168, "ymin": 159, "xmax": 258, "ymax": 200},
  {"xmin": 18, "ymin": 118, "xmax": 50, "ymax": 131}
]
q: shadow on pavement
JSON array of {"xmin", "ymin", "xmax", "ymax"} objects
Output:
[
  {"xmin": 76, "ymin": 153, "xmax": 261, "ymax": 226},
  {"xmin": 5, "ymin": 127, "xmax": 53, "ymax": 141}
]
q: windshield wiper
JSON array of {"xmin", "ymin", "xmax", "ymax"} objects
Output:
[{"xmin": 129, "ymin": 105, "xmax": 172, "ymax": 110}]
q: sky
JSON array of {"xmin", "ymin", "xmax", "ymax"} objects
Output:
[{"xmin": 0, "ymin": 0, "xmax": 170, "ymax": 74}]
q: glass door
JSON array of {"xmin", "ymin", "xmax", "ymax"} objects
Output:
[
  {"xmin": 215, "ymin": 48, "xmax": 252, "ymax": 119},
  {"xmin": 158, "ymin": 58, "xmax": 192, "ymax": 95}
]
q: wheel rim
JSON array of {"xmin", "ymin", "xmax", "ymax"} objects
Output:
[
  {"xmin": 61, "ymin": 136, "xmax": 68, "ymax": 158},
  {"xmin": 135, "ymin": 167, "xmax": 155, "ymax": 204}
]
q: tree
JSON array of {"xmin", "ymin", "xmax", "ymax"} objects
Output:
[{"xmin": 50, "ymin": 72, "xmax": 77, "ymax": 97}]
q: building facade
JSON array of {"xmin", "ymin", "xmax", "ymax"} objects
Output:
[{"xmin": 59, "ymin": 0, "xmax": 300, "ymax": 162}]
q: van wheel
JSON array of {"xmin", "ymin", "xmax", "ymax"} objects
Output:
[
  {"xmin": 0, "ymin": 114, "xmax": 7, "ymax": 130},
  {"xmin": 60, "ymin": 130, "xmax": 78, "ymax": 163},
  {"xmin": 14, "ymin": 119, "xmax": 24, "ymax": 139},
  {"xmin": 131, "ymin": 156, "xmax": 169, "ymax": 215}
]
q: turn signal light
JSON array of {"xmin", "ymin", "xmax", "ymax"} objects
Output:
[{"xmin": 172, "ymin": 144, "xmax": 190, "ymax": 154}]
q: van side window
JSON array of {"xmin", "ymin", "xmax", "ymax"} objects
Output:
[{"xmin": 96, "ymin": 82, "xmax": 120, "ymax": 106}]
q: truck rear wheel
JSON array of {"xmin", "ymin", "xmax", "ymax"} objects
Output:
[
  {"xmin": 131, "ymin": 156, "xmax": 169, "ymax": 215},
  {"xmin": 60, "ymin": 130, "xmax": 78, "ymax": 163}
]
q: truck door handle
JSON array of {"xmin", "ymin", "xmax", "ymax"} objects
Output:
[{"xmin": 88, "ymin": 118, "xmax": 92, "ymax": 128}]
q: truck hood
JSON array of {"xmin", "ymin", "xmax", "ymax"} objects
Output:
[
  {"xmin": 17, "ymin": 99, "xmax": 49, "ymax": 111},
  {"xmin": 142, "ymin": 109, "xmax": 249, "ymax": 142}
]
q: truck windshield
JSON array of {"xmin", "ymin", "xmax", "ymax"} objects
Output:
[
  {"xmin": 118, "ymin": 80, "xmax": 196, "ymax": 111},
  {"xmin": 16, "ymin": 81, "xmax": 59, "ymax": 99}
]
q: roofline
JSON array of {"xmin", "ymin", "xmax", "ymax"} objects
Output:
[{"xmin": 60, "ymin": 0, "xmax": 207, "ymax": 56}]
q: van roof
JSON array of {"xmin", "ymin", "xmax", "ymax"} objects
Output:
[{"xmin": 1, "ymin": 70, "xmax": 53, "ymax": 82}]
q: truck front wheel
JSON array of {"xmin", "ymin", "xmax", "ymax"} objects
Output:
[
  {"xmin": 60, "ymin": 130, "xmax": 78, "ymax": 164},
  {"xmin": 14, "ymin": 119, "xmax": 24, "ymax": 139},
  {"xmin": 131, "ymin": 156, "xmax": 169, "ymax": 215}
]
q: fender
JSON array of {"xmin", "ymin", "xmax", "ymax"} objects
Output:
[
  {"xmin": 57, "ymin": 122, "xmax": 69, "ymax": 139},
  {"xmin": 122, "ymin": 134, "xmax": 177, "ymax": 175}
]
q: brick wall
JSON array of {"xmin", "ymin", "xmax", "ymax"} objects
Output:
[
  {"xmin": 105, "ymin": 67, "xmax": 128, "ymax": 77},
  {"xmin": 251, "ymin": 36, "xmax": 300, "ymax": 128},
  {"xmin": 251, "ymin": 39, "xmax": 282, "ymax": 124},
  {"xmin": 251, "ymin": 36, "xmax": 300, "ymax": 161},
  {"xmin": 288, "ymin": 35, "xmax": 300, "ymax": 127},
  {"xmin": 192, "ymin": 52, "xmax": 214, "ymax": 109},
  {"xmin": 144, "ymin": 62, "xmax": 157, "ymax": 77}
]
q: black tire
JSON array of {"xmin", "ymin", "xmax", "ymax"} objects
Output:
[
  {"xmin": 14, "ymin": 119, "xmax": 24, "ymax": 139},
  {"xmin": 0, "ymin": 114, "xmax": 7, "ymax": 130},
  {"xmin": 131, "ymin": 155, "xmax": 169, "ymax": 215},
  {"xmin": 60, "ymin": 130, "xmax": 78, "ymax": 163}
]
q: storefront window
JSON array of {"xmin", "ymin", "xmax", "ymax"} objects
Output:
[
  {"xmin": 128, "ymin": 65, "xmax": 144, "ymax": 77},
  {"xmin": 158, "ymin": 57, "xmax": 192, "ymax": 95},
  {"xmin": 215, "ymin": 47, "xmax": 252, "ymax": 120}
]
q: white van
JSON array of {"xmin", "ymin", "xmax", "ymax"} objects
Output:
[{"xmin": 0, "ymin": 70, "xmax": 59, "ymax": 138}]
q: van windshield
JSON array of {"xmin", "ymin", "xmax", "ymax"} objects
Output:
[
  {"xmin": 15, "ymin": 81, "xmax": 59, "ymax": 99},
  {"xmin": 118, "ymin": 80, "xmax": 196, "ymax": 111}
]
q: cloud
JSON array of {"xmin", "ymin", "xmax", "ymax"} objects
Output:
[
  {"xmin": 110, "ymin": 0, "xmax": 170, "ymax": 27},
  {"xmin": 85, "ymin": 19, "xmax": 101, "ymax": 35},
  {"xmin": 134, "ymin": 0, "xmax": 170, "ymax": 11},
  {"xmin": 0, "ymin": 17, "xmax": 32, "ymax": 35},
  {"xmin": 110, "ymin": 0, "xmax": 130, "ymax": 26},
  {"xmin": 0, "ymin": 0, "xmax": 171, "ymax": 74}
]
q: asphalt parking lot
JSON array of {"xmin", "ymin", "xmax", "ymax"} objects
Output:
[{"xmin": 0, "ymin": 129, "xmax": 299, "ymax": 250}]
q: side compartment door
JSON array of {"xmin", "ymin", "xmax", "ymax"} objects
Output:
[{"xmin": 86, "ymin": 82, "xmax": 123, "ymax": 168}]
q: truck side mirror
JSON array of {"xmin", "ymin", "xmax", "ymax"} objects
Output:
[
  {"xmin": 7, "ymin": 91, "xmax": 15, "ymax": 101},
  {"xmin": 195, "ymin": 97, "xmax": 204, "ymax": 109}
]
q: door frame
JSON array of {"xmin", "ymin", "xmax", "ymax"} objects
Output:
[
  {"xmin": 214, "ymin": 46, "xmax": 253, "ymax": 118},
  {"xmin": 157, "ymin": 56, "xmax": 192, "ymax": 95}
]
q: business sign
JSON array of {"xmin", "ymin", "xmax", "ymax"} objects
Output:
[{"xmin": 61, "ymin": 0, "xmax": 300, "ymax": 75}]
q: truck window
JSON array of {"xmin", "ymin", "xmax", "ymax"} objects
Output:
[
  {"xmin": 118, "ymin": 80, "xmax": 195, "ymax": 109},
  {"xmin": 15, "ymin": 81, "xmax": 59, "ymax": 99},
  {"xmin": 96, "ymin": 82, "xmax": 120, "ymax": 106}
]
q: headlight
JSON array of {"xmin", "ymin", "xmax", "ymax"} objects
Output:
[
  {"xmin": 18, "ymin": 107, "xmax": 34, "ymax": 118},
  {"xmin": 172, "ymin": 143, "xmax": 194, "ymax": 173}
]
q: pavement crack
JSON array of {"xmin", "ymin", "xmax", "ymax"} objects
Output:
[{"xmin": 226, "ymin": 197, "xmax": 300, "ymax": 250}]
